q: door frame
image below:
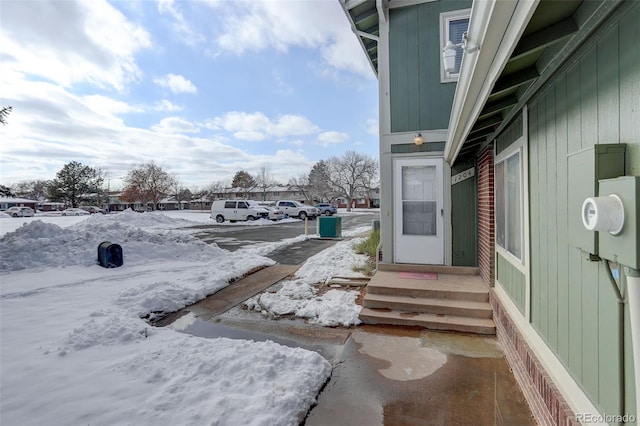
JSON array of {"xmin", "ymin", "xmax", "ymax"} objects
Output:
[{"xmin": 392, "ymin": 156, "xmax": 449, "ymax": 265}]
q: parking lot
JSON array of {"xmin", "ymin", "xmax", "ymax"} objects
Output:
[{"xmin": 189, "ymin": 211, "xmax": 379, "ymax": 255}]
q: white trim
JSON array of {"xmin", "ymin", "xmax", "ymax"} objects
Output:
[
  {"xmin": 439, "ymin": 9, "xmax": 471, "ymax": 83},
  {"xmin": 493, "ymin": 285, "xmax": 604, "ymax": 424},
  {"xmin": 444, "ymin": 0, "xmax": 540, "ymax": 164},
  {"xmin": 387, "ymin": 0, "xmax": 437, "ymax": 9},
  {"xmin": 381, "ymin": 129, "xmax": 448, "ymax": 144},
  {"xmin": 494, "ymin": 109, "xmax": 530, "ymax": 319}
]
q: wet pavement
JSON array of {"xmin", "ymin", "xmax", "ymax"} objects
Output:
[
  {"xmin": 306, "ymin": 325, "xmax": 535, "ymax": 426},
  {"xmin": 166, "ymin": 308, "xmax": 535, "ymax": 426}
]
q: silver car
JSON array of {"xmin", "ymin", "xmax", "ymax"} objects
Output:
[{"xmin": 5, "ymin": 206, "xmax": 35, "ymax": 217}]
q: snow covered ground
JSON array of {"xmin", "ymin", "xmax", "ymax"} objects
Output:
[{"xmin": 0, "ymin": 209, "xmax": 372, "ymax": 425}]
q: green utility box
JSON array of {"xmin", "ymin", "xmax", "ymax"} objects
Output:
[
  {"xmin": 567, "ymin": 144, "xmax": 626, "ymax": 256},
  {"xmin": 318, "ymin": 216, "xmax": 342, "ymax": 238}
]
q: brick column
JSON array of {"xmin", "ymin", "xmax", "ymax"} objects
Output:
[{"xmin": 477, "ymin": 144, "xmax": 495, "ymax": 286}]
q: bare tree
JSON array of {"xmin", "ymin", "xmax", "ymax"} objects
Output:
[
  {"xmin": 326, "ymin": 150, "xmax": 378, "ymax": 211},
  {"xmin": 207, "ymin": 180, "xmax": 230, "ymax": 199},
  {"xmin": 288, "ymin": 173, "xmax": 314, "ymax": 204},
  {"xmin": 12, "ymin": 180, "xmax": 49, "ymax": 201},
  {"xmin": 123, "ymin": 161, "xmax": 175, "ymax": 210},
  {"xmin": 254, "ymin": 165, "xmax": 278, "ymax": 201},
  {"xmin": 170, "ymin": 176, "xmax": 191, "ymax": 210}
]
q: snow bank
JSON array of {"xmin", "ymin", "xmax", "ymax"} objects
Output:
[
  {"xmin": 245, "ymin": 237, "xmax": 369, "ymax": 326},
  {"xmin": 0, "ymin": 210, "xmax": 331, "ymax": 425}
]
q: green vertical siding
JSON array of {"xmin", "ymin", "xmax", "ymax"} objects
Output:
[
  {"xmin": 496, "ymin": 113, "xmax": 523, "ymax": 155},
  {"xmin": 497, "ymin": 252, "xmax": 525, "ymax": 313},
  {"xmin": 451, "ymin": 158, "xmax": 477, "ymax": 267},
  {"xmin": 525, "ymin": 2, "xmax": 639, "ymax": 417},
  {"xmin": 389, "ymin": 1, "xmax": 471, "ymax": 133}
]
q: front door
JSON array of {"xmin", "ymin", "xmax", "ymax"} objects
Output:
[{"xmin": 394, "ymin": 158, "xmax": 444, "ymax": 264}]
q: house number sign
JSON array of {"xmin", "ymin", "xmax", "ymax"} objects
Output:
[{"xmin": 452, "ymin": 167, "xmax": 475, "ymax": 185}]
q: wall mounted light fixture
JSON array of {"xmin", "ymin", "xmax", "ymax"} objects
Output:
[
  {"xmin": 414, "ymin": 133, "xmax": 424, "ymax": 146},
  {"xmin": 442, "ymin": 32, "xmax": 479, "ymax": 73}
]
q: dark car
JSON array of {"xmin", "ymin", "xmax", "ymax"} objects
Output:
[
  {"xmin": 314, "ymin": 203, "xmax": 337, "ymax": 216},
  {"xmin": 80, "ymin": 206, "xmax": 106, "ymax": 214}
]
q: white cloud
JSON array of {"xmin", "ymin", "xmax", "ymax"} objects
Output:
[
  {"xmin": 83, "ymin": 95, "xmax": 142, "ymax": 115},
  {"xmin": 157, "ymin": 0, "xmax": 205, "ymax": 46},
  {"xmin": 151, "ymin": 117, "xmax": 200, "ymax": 134},
  {"xmin": 0, "ymin": 0, "xmax": 151, "ymax": 91},
  {"xmin": 318, "ymin": 131, "xmax": 349, "ymax": 147},
  {"xmin": 208, "ymin": 111, "xmax": 319, "ymax": 141},
  {"xmin": 213, "ymin": 1, "xmax": 373, "ymax": 79},
  {"xmin": 365, "ymin": 118, "xmax": 379, "ymax": 136},
  {"xmin": 154, "ymin": 74, "xmax": 197, "ymax": 94},
  {"xmin": 154, "ymin": 99, "xmax": 182, "ymax": 112}
]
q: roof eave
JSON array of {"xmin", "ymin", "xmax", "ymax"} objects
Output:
[{"xmin": 444, "ymin": 0, "xmax": 540, "ymax": 164}]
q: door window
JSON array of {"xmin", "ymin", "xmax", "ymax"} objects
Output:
[{"xmin": 401, "ymin": 165, "xmax": 437, "ymax": 236}]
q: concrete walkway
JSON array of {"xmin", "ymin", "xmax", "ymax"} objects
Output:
[{"xmin": 306, "ymin": 325, "xmax": 535, "ymax": 426}]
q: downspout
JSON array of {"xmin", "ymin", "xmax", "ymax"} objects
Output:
[
  {"xmin": 625, "ymin": 266, "xmax": 640, "ymax": 419},
  {"xmin": 604, "ymin": 260, "xmax": 626, "ymax": 420}
]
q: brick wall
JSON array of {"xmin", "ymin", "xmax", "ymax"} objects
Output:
[
  {"xmin": 477, "ymin": 144, "xmax": 495, "ymax": 286},
  {"xmin": 491, "ymin": 291, "xmax": 579, "ymax": 426}
]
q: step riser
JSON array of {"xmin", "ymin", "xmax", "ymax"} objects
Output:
[
  {"xmin": 359, "ymin": 313, "xmax": 495, "ymax": 335},
  {"xmin": 367, "ymin": 286, "xmax": 488, "ymax": 303},
  {"xmin": 362, "ymin": 299, "xmax": 493, "ymax": 319}
]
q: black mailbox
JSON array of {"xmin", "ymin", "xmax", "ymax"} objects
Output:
[{"xmin": 97, "ymin": 241, "xmax": 123, "ymax": 268}]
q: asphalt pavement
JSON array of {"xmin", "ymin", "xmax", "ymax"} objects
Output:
[{"xmin": 189, "ymin": 211, "xmax": 379, "ymax": 255}]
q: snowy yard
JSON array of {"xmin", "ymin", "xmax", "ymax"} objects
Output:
[{"xmin": 0, "ymin": 210, "xmax": 371, "ymax": 425}]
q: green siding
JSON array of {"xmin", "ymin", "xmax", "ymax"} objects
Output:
[
  {"xmin": 451, "ymin": 158, "xmax": 477, "ymax": 267},
  {"xmin": 497, "ymin": 252, "xmax": 525, "ymax": 313},
  {"xmin": 389, "ymin": 1, "xmax": 471, "ymax": 133},
  {"xmin": 495, "ymin": 113, "xmax": 523, "ymax": 155},
  {"xmin": 525, "ymin": 2, "xmax": 639, "ymax": 417}
]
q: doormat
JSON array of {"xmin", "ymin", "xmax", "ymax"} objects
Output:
[{"xmin": 398, "ymin": 272, "xmax": 438, "ymax": 280}]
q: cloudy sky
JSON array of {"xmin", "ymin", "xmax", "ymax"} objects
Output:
[{"xmin": 0, "ymin": 0, "xmax": 378, "ymax": 190}]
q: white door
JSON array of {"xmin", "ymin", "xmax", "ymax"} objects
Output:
[{"xmin": 394, "ymin": 158, "xmax": 444, "ymax": 264}]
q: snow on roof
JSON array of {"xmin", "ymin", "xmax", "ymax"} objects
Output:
[{"xmin": 0, "ymin": 197, "xmax": 38, "ymax": 203}]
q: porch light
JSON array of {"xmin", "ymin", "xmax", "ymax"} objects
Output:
[
  {"xmin": 413, "ymin": 133, "xmax": 424, "ymax": 146},
  {"xmin": 442, "ymin": 32, "xmax": 479, "ymax": 74}
]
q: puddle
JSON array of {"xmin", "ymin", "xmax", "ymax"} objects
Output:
[
  {"xmin": 351, "ymin": 331, "xmax": 447, "ymax": 381},
  {"xmin": 169, "ymin": 312, "xmax": 345, "ymax": 362}
]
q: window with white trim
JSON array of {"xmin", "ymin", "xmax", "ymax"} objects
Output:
[
  {"xmin": 440, "ymin": 9, "xmax": 470, "ymax": 82},
  {"xmin": 495, "ymin": 149, "xmax": 523, "ymax": 261}
]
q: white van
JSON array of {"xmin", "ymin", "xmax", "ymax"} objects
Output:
[{"xmin": 211, "ymin": 200, "xmax": 269, "ymax": 223}]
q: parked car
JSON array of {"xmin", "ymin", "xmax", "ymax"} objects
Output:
[
  {"xmin": 275, "ymin": 200, "xmax": 318, "ymax": 219},
  {"xmin": 211, "ymin": 200, "xmax": 269, "ymax": 223},
  {"xmin": 5, "ymin": 206, "xmax": 35, "ymax": 217},
  {"xmin": 314, "ymin": 203, "xmax": 337, "ymax": 216},
  {"xmin": 61, "ymin": 208, "xmax": 90, "ymax": 216},
  {"xmin": 260, "ymin": 205, "xmax": 285, "ymax": 221},
  {"xmin": 80, "ymin": 206, "xmax": 106, "ymax": 214}
]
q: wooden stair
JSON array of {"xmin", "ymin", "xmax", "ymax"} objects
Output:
[{"xmin": 359, "ymin": 269, "xmax": 496, "ymax": 335}]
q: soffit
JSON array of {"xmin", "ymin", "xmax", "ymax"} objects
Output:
[{"xmin": 455, "ymin": 0, "xmax": 622, "ymax": 160}]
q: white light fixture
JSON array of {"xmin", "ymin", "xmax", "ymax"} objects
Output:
[
  {"xmin": 413, "ymin": 133, "xmax": 424, "ymax": 146},
  {"xmin": 442, "ymin": 32, "xmax": 479, "ymax": 74}
]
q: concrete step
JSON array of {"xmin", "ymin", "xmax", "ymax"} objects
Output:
[
  {"xmin": 359, "ymin": 307, "xmax": 496, "ymax": 335},
  {"xmin": 362, "ymin": 293, "xmax": 493, "ymax": 319},
  {"xmin": 367, "ymin": 271, "xmax": 489, "ymax": 303},
  {"xmin": 377, "ymin": 263, "xmax": 480, "ymax": 275}
]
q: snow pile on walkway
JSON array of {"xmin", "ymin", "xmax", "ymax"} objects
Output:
[
  {"xmin": 245, "ymin": 237, "xmax": 369, "ymax": 326},
  {"xmin": 0, "ymin": 211, "xmax": 331, "ymax": 425}
]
